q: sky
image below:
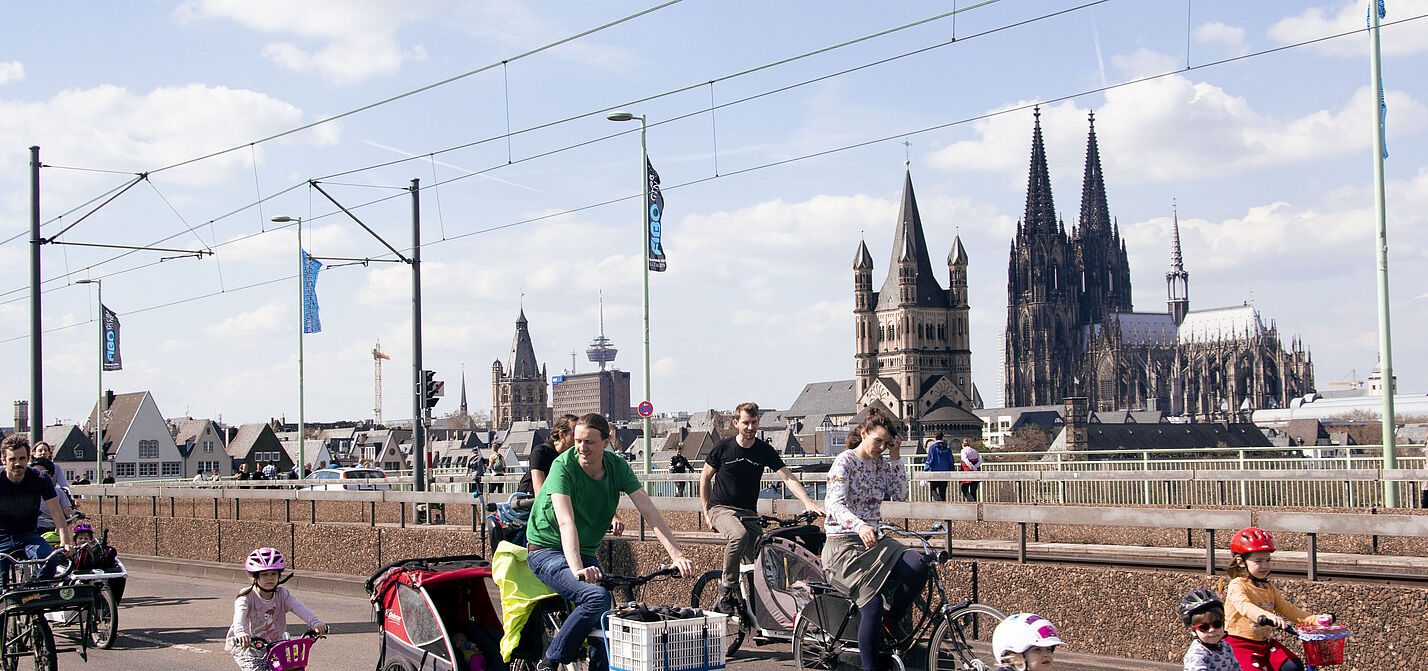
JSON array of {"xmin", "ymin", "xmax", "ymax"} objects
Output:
[{"xmin": 2, "ymin": 0, "xmax": 1426, "ymax": 427}]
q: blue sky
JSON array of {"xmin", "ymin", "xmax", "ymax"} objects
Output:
[{"xmin": 2, "ymin": 1, "xmax": 1426, "ymax": 426}]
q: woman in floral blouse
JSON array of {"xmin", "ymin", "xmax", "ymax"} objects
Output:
[{"xmin": 822, "ymin": 407, "xmax": 931, "ymax": 671}]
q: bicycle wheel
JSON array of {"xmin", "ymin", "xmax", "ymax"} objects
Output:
[
  {"xmin": 0, "ymin": 614, "xmax": 21, "ymax": 671},
  {"xmin": 792, "ymin": 611, "xmax": 850, "ymax": 671},
  {"xmin": 689, "ymin": 570, "xmax": 745, "ymax": 656},
  {"xmin": 928, "ymin": 603, "xmax": 1007, "ymax": 671},
  {"xmin": 87, "ymin": 583, "xmax": 118, "ymax": 649},
  {"xmin": 30, "ymin": 617, "xmax": 56, "ymax": 671}
]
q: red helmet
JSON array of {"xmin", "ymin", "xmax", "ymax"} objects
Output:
[{"xmin": 1231, "ymin": 527, "xmax": 1275, "ymax": 554}]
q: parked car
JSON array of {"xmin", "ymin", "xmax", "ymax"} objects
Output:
[{"xmin": 301, "ymin": 467, "xmax": 391, "ymax": 490}]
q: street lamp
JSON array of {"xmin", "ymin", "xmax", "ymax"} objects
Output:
[
  {"xmin": 272, "ymin": 215, "xmax": 307, "ymax": 480},
  {"xmin": 607, "ymin": 110, "xmax": 654, "ymax": 481},
  {"xmin": 74, "ymin": 278, "xmax": 103, "ymax": 482}
]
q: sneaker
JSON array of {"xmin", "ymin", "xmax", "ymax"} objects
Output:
[{"xmin": 535, "ymin": 658, "xmax": 558, "ymax": 671}]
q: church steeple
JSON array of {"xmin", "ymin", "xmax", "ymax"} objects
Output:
[
  {"xmin": 1078, "ymin": 111, "xmax": 1111, "ymax": 234},
  {"xmin": 508, "ymin": 309, "xmax": 540, "ymax": 379},
  {"xmin": 460, "ymin": 366, "xmax": 468, "ymax": 413},
  {"xmin": 877, "ymin": 171, "xmax": 949, "ymax": 310},
  {"xmin": 1023, "ymin": 106, "xmax": 1057, "ymax": 235},
  {"xmin": 1167, "ymin": 201, "xmax": 1190, "ymax": 325}
]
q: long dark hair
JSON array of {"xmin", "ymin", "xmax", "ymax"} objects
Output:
[
  {"xmin": 853, "ymin": 406, "xmax": 901, "ymax": 448},
  {"xmin": 549, "ymin": 414, "xmax": 579, "ymax": 445}
]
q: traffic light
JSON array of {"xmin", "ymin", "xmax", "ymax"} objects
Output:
[{"xmin": 422, "ymin": 370, "xmax": 443, "ymax": 409}]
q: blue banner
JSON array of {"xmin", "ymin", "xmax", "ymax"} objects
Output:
[
  {"xmin": 101, "ymin": 304, "xmax": 121, "ymax": 371},
  {"xmin": 302, "ymin": 250, "xmax": 322, "ymax": 334},
  {"xmin": 646, "ymin": 159, "xmax": 666, "ymax": 272}
]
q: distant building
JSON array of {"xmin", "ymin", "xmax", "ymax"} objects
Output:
[
  {"xmin": 492, "ymin": 309, "xmax": 550, "ymax": 430},
  {"xmin": 852, "ymin": 171, "xmax": 981, "ymax": 442},
  {"xmin": 43, "ymin": 424, "xmax": 99, "ymax": 483},
  {"xmin": 227, "ymin": 423, "xmax": 290, "ymax": 474},
  {"xmin": 86, "ymin": 391, "xmax": 183, "ymax": 481},
  {"xmin": 552, "ymin": 369, "xmax": 631, "ymax": 422},
  {"xmin": 173, "ymin": 417, "xmax": 229, "ymax": 478},
  {"xmin": 1004, "ymin": 109, "xmax": 1314, "ymax": 416}
]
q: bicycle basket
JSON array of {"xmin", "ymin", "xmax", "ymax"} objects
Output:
[
  {"xmin": 266, "ymin": 637, "xmax": 315, "ymax": 671},
  {"xmin": 1, "ymin": 582, "xmax": 99, "ymax": 616},
  {"xmin": 605, "ymin": 612, "xmax": 728, "ymax": 671},
  {"xmin": 1296, "ymin": 625, "xmax": 1349, "ymax": 667}
]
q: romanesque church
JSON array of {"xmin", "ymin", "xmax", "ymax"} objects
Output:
[
  {"xmin": 852, "ymin": 171, "xmax": 984, "ymax": 441},
  {"xmin": 1003, "ymin": 108, "xmax": 1315, "ymax": 417},
  {"xmin": 492, "ymin": 309, "xmax": 550, "ymax": 430}
]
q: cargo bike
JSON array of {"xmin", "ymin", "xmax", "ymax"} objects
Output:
[{"xmin": 1, "ymin": 549, "xmax": 104, "ymax": 669}]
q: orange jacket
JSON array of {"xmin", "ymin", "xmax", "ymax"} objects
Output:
[{"xmin": 1225, "ymin": 576, "xmax": 1318, "ymax": 640}]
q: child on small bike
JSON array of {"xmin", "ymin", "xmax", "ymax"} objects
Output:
[
  {"xmin": 1223, "ymin": 528, "xmax": 1330, "ymax": 671},
  {"xmin": 991, "ymin": 613, "xmax": 1061, "ymax": 670},
  {"xmin": 225, "ymin": 548, "xmax": 328, "ymax": 671},
  {"xmin": 821, "ymin": 408, "xmax": 930, "ymax": 671},
  {"xmin": 1178, "ymin": 589, "xmax": 1236, "ymax": 671}
]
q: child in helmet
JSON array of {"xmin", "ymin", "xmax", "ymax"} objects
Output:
[
  {"xmin": 992, "ymin": 613, "xmax": 1061, "ymax": 670},
  {"xmin": 1223, "ymin": 527, "xmax": 1330, "ymax": 671},
  {"xmin": 225, "ymin": 547, "xmax": 328, "ymax": 671},
  {"xmin": 71, "ymin": 522, "xmax": 95, "ymax": 545},
  {"xmin": 1179, "ymin": 589, "xmax": 1237, "ymax": 671}
]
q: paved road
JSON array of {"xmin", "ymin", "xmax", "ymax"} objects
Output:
[{"xmin": 75, "ymin": 569, "xmax": 1173, "ymax": 671}]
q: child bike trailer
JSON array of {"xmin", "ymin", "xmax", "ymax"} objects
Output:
[{"xmin": 367, "ymin": 554, "xmax": 506, "ymax": 671}]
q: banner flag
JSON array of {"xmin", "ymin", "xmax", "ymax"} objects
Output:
[
  {"xmin": 302, "ymin": 250, "xmax": 323, "ymax": 334},
  {"xmin": 646, "ymin": 159, "xmax": 667, "ymax": 272},
  {"xmin": 101, "ymin": 304, "xmax": 122, "ymax": 371}
]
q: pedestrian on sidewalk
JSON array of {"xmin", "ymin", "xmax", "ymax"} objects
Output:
[{"xmin": 922, "ymin": 432, "xmax": 954, "ymax": 501}]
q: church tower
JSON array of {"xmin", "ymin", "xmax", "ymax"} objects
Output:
[
  {"xmin": 1073, "ymin": 111, "xmax": 1133, "ymax": 324},
  {"xmin": 1005, "ymin": 107, "xmax": 1081, "ymax": 407},
  {"xmin": 491, "ymin": 309, "xmax": 549, "ymax": 430},
  {"xmin": 1166, "ymin": 203, "xmax": 1190, "ymax": 325},
  {"xmin": 853, "ymin": 170, "xmax": 976, "ymax": 437}
]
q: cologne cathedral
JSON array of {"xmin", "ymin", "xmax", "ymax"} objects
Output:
[{"xmin": 1003, "ymin": 108, "xmax": 1315, "ymax": 417}]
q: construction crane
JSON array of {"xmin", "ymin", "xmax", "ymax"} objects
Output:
[
  {"xmin": 1325, "ymin": 368, "xmax": 1359, "ymax": 391},
  {"xmin": 373, "ymin": 338, "xmax": 391, "ymax": 425}
]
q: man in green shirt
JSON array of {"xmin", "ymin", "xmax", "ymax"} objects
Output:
[{"xmin": 525, "ymin": 413, "xmax": 693, "ymax": 671}]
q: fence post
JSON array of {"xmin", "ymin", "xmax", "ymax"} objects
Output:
[
  {"xmin": 1204, "ymin": 529, "xmax": 1216, "ymax": 575},
  {"xmin": 1238, "ymin": 451, "xmax": 1247, "ymax": 504},
  {"xmin": 1017, "ymin": 522, "xmax": 1027, "ymax": 563},
  {"xmin": 1056, "ymin": 453, "xmax": 1065, "ymax": 504},
  {"xmin": 1307, "ymin": 532, "xmax": 1318, "ymax": 581},
  {"xmin": 1142, "ymin": 452, "xmax": 1151, "ymax": 504}
]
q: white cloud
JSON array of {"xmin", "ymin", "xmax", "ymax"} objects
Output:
[
  {"xmin": 1270, "ymin": 1, "xmax": 1428, "ymax": 56},
  {"xmin": 927, "ymin": 63, "xmax": 1427, "ymax": 185},
  {"xmin": 219, "ymin": 224, "xmax": 358, "ymax": 266},
  {"xmin": 176, "ymin": 0, "xmax": 434, "ymax": 85},
  {"xmin": 203, "ymin": 301, "xmax": 287, "ymax": 339},
  {"xmin": 1193, "ymin": 22, "xmax": 1248, "ymax": 55},
  {"xmin": 0, "ymin": 61, "xmax": 23, "ymax": 85}
]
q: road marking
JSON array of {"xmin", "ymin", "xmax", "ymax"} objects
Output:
[{"xmin": 119, "ymin": 632, "xmax": 212, "ymax": 654}]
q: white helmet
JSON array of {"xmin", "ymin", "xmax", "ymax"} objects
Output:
[
  {"xmin": 960, "ymin": 446, "xmax": 981, "ymax": 468},
  {"xmin": 992, "ymin": 613, "xmax": 1062, "ymax": 662}
]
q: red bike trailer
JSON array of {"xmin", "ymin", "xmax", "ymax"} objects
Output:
[{"xmin": 367, "ymin": 555, "xmax": 507, "ymax": 671}]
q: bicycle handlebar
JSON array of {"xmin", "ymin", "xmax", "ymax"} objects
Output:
[
  {"xmin": 585, "ymin": 564, "xmax": 684, "ymax": 586},
  {"xmin": 1257, "ymin": 616, "xmax": 1298, "ymax": 635},
  {"xmin": 757, "ymin": 510, "xmax": 820, "ymax": 527},
  {"xmin": 249, "ymin": 630, "xmax": 326, "ymax": 651}
]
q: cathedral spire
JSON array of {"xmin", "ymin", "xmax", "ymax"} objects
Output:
[
  {"xmin": 877, "ymin": 170, "xmax": 948, "ymax": 310},
  {"xmin": 1166, "ymin": 201, "xmax": 1191, "ymax": 325},
  {"xmin": 854, "ymin": 239, "xmax": 874, "ymax": 270},
  {"xmin": 1079, "ymin": 110, "xmax": 1111, "ymax": 234},
  {"xmin": 508, "ymin": 309, "xmax": 540, "ymax": 378},
  {"xmin": 1023, "ymin": 106, "xmax": 1057, "ymax": 235},
  {"xmin": 460, "ymin": 365, "xmax": 468, "ymax": 413}
]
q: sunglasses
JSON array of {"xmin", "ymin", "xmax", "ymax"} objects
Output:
[{"xmin": 1192, "ymin": 621, "xmax": 1225, "ymax": 632}]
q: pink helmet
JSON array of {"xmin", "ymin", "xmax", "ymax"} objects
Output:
[
  {"xmin": 73, "ymin": 522, "xmax": 94, "ymax": 534},
  {"xmin": 245, "ymin": 547, "xmax": 286, "ymax": 572}
]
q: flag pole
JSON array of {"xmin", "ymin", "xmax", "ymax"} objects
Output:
[
  {"xmin": 1369, "ymin": 2, "xmax": 1398, "ymax": 506},
  {"xmin": 75, "ymin": 278, "xmax": 104, "ymax": 480}
]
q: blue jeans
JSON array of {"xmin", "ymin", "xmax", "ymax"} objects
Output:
[
  {"xmin": 527, "ymin": 548, "xmax": 611, "ymax": 666},
  {"xmin": 0, "ymin": 532, "xmax": 60, "ymax": 585}
]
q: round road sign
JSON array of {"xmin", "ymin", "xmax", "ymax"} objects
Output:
[{"xmin": 637, "ymin": 401, "xmax": 654, "ymax": 417}]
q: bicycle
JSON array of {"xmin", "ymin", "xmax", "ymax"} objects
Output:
[
  {"xmin": 515, "ymin": 566, "xmax": 685, "ymax": 671},
  {"xmin": 1, "ymin": 549, "xmax": 91, "ymax": 670},
  {"xmin": 791, "ymin": 524, "xmax": 1006, "ymax": 671},
  {"xmin": 688, "ymin": 510, "xmax": 824, "ymax": 656},
  {"xmin": 43, "ymin": 531, "xmax": 125, "ymax": 650},
  {"xmin": 247, "ymin": 629, "xmax": 326, "ymax": 671}
]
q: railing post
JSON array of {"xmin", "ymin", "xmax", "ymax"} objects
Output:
[
  {"xmin": 1142, "ymin": 452, "xmax": 1151, "ymax": 504},
  {"xmin": 1056, "ymin": 453, "xmax": 1065, "ymax": 504},
  {"xmin": 1205, "ymin": 529, "xmax": 1216, "ymax": 575},
  {"xmin": 369, "ymin": 501, "xmax": 376, "ymax": 527},
  {"xmin": 310, "ymin": 500, "xmax": 316, "ymax": 524},
  {"xmin": 1017, "ymin": 522, "xmax": 1027, "ymax": 563},
  {"xmin": 400, "ymin": 501, "xmax": 406, "ymax": 528},
  {"xmin": 1307, "ymin": 532, "xmax": 1318, "ymax": 581},
  {"xmin": 284, "ymin": 499, "xmax": 291, "ymax": 523},
  {"xmin": 1238, "ymin": 450, "xmax": 1247, "ymax": 504}
]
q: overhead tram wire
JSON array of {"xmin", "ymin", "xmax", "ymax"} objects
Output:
[
  {"xmin": 4, "ymin": 0, "xmax": 1014, "ymax": 284},
  {"xmin": 3, "ymin": 9, "xmax": 1422, "ymax": 313}
]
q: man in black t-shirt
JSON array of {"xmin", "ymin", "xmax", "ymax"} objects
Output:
[
  {"xmin": 701, "ymin": 402, "xmax": 823, "ymax": 603},
  {"xmin": 0, "ymin": 435, "xmax": 73, "ymax": 574}
]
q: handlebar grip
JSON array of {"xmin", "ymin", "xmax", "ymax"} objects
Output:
[{"xmin": 485, "ymin": 503, "xmax": 498, "ymax": 511}]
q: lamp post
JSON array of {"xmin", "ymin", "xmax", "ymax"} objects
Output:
[
  {"xmin": 607, "ymin": 110, "xmax": 653, "ymax": 480},
  {"xmin": 272, "ymin": 216, "xmax": 307, "ymax": 480},
  {"xmin": 74, "ymin": 278, "xmax": 103, "ymax": 481}
]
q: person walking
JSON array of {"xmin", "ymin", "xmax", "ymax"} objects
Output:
[
  {"xmin": 958, "ymin": 439, "xmax": 983, "ymax": 502},
  {"xmin": 669, "ymin": 452, "xmax": 691, "ymax": 497},
  {"xmin": 922, "ymin": 432, "xmax": 955, "ymax": 502}
]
